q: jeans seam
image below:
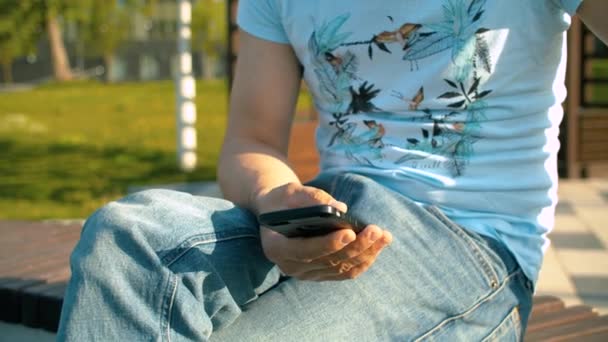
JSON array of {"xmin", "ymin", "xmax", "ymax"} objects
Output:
[
  {"xmin": 162, "ymin": 233, "xmax": 259, "ymax": 267},
  {"xmin": 414, "ymin": 269, "xmax": 522, "ymax": 341},
  {"xmin": 161, "ymin": 274, "xmax": 178, "ymax": 342},
  {"xmin": 481, "ymin": 305, "xmax": 521, "ymax": 341},
  {"xmin": 425, "ymin": 205, "xmax": 500, "ymax": 289}
]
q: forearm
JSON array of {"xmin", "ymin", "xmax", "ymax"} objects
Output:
[{"xmin": 218, "ymin": 138, "xmax": 301, "ymax": 215}]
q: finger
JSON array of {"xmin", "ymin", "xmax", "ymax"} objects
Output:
[
  {"xmin": 281, "ymin": 229, "xmax": 357, "ymax": 262},
  {"xmin": 271, "ymin": 259, "xmax": 321, "ymax": 278},
  {"xmin": 317, "ymin": 225, "xmax": 387, "ymax": 263},
  {"xmin": 298, "ymin": 256, "xmax": 373, "ymax": 281},
  {"xmin": 300, "ymin": 238, "xmax": 392, "ymax": 281},
  {"xmin": 286, "ymin": 186, "xmax": 348, "ymax": 213},
  {"xmin": 302, "ymin": 234, "xmax": 391, "ymax": 273}
]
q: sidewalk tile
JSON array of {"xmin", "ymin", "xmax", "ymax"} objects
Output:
[
  {"xmin": 559, "ymin": 181, "xmax": 605, "ymax": 206},
  {"xmin": 587, "ymin": 179, "xmax": 608, "ymax": 193},
  {"xmin": 570, "ymin": 276, "xmax": 608, "ymax": 315},
  {"xmin": 555, "ymin": 250, "xmax": 608, "ymax": 277},
  {"xmin": 536, "ymin": 246, "xmax": 581, "ymax": 307},
  {"xmin": 553, "ymin": 214, "xmax": 590, "ymax": 234},
  {"xmin": 550, "ymin": 231, "xmax": 605, "ymax": 250},
  {"xmin": 574, "ymin": 206, "xmax": 608, "ymax": 248}
]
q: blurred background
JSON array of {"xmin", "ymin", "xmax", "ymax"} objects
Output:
[
  {"xmin": 0, "ymin": 0, "xmax": 607, "ymax": 339},
  {"xmin": 0, "ymin": 0, "xmax": 314, "ymax": 220}
]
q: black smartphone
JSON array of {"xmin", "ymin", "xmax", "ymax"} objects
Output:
[{"xmin": 258, "ymin": 205, "xmax": 365, "ymax": 238}]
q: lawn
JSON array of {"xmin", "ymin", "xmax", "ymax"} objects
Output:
[{"xmin": 0, "ymin": 79, "xmax": 311, "ymax": 219}]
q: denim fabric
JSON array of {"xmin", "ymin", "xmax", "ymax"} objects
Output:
[{"xmin": 58, "ymin": 172, "xmax": 533, "ymax": 341}]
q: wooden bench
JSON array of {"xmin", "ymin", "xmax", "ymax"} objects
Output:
[
  {"xmin": 1, "ymin": 220, "xmax": 607, "ymax": 340},
  {"xmin": 565, "ymin": 18, "xmax": 608, "ymax": 177}
]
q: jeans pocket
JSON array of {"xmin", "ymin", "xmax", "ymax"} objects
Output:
[
  {"xmin": 482, "ymin": 306, "xmax": 522, "ymax": 342},
  {"xmin": 424, "ymin": 204, "xmax": 503, "ymax": 290}
]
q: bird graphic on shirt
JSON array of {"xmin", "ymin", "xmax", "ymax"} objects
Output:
[
  {"xmin": 363, "ymin": 120, "xmax": 386, "ymax": 148},
  {"xmin": 375, "ymin": 23, "xmax": 422, "ymax": 45},
  {"xmin": 392, "ymin": 86, "xmax": 425, "ymax": 111}
]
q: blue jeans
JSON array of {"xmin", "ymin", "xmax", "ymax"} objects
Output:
[{"xmin": 57, "ymin": 172, "xmax": 533, "ymax": 341}]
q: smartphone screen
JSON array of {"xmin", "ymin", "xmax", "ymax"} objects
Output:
[{"xmin": 258, "ymin": 205, "xmax": 364, "ymax": 238}]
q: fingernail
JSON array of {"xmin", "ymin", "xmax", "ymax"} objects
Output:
[
  {"xmin": 341, "ymin": 234, "xmax": 355, "ymax": 245},
  {"xmin": 368, "ymin": 231, "xmax": 379, "ymax": 242},
  {"xmin": 329, "ymin": 200, "xmax": 348, "ymax": 212}
]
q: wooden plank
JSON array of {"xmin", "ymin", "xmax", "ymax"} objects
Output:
[
  {"xmin": 0, "ymin": 279, "xmax": 43, "ymax": 323},
  {"xmin": 581, "ymin": 121, "xmax": 608, "ymax": 129},
  {"xmin": 527, "ymin": 306, "xmax": 597, "ymax": 333},
  {"xmin": 587, "ymin": 162, "xmax": 608, "ymax": 177},
  {"xmin": 580, "ymin": 118, "xmax": 608, "ymax": 125},
  {"xmin": 37, "ymin": 283, "xmax": 66, "ymax": 332},
  {"xmin": 578, "ymin": 330, "xmax": 608, "ymax": 342},
  {"xmin": 530, "ymin": 296, "xmax": 565, "ymax": 316},
  {"xmin": 20, "ymin": 282, "xmax": 66, "ymax": 330},
  {"xmin": 580, "ymin": 131, "xmax": 608, "ymax": 141},
  {"xmin": 580, "ymin": 108, "xmax": 608, "ymax": 117},
  {"xmin": 0, "ymin": 231, "xmax": 79, "ymax": 272},
  {"xmin": 230, "ymin": 0, "xmax": 238, "ymax": 24},
  {"xmin": 525, "ymin": 316, "xmax": 608, "ymax": 341},
  {"xmin": 581, "ymin": 153, "xmax": 608, "ymax": 162},
  {"xmin": 0, "ymin": 269, "xmax": 70, "ymax": 326},
  {"xmin": 0, "ymin": 242, "xmax": 74, "ymax": 283},
  {"xmin": 231, "ymin": 31, "xmax": 239, "ymax": 59},
  {"xmin": 566, "ymin": 17, "xmax": 583, "ymax": 178},
  {"xmin": 227, "ymin": 0, "xmax": 239, "ymax": 87},
  {"xmin": 580, "ymin": 144, "xmax": 608, "ymax": 153},
  {"xmin": 581, "ymin": 151, "xmax": 608, "ymax": 158}
]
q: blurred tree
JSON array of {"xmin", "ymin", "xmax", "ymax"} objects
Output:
[
  {"xmin": 78, "ymin": 0, "xmax": 138, "ymax": 82},
  {"xmin": 0, "ymin": 0, "xmax": 43, "ymax": 83},
  {"xmin": 192, "ymin": 0, "xmax": 226, "ymax": 79},
  {"xmin": 42, "ymin": 0, "xmax": 95, "ymax": 81},
  {"xmin": 78, "ymin": 0, "xmax": 158, "ymax": 82}
]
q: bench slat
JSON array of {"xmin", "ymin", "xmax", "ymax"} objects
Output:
[
  {"xmin": 526, "ymin": 316, "xmax": 608, "ymax": 341},
  {"xmin": 527, "ymin": 305, "xmax": 597, "ymax": 333},
  {"xmin": 530, "ymin": 296, "xmax": 565, "ymax": 316}
]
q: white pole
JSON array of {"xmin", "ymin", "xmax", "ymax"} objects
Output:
[{"xmin": 176, "ymin": 0, "xmax": 197, "ymax": 172}]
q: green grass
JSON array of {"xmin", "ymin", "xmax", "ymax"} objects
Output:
[{"xmin": 0, "ymin": 79, "xmax": 311, "ymax": 220}]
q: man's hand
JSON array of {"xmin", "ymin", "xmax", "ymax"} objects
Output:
[{"xmin": 255, "ymin": 183, "xmax": 393, "ymax": 281}]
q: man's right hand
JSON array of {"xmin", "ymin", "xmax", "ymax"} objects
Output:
[{"xmin": 255, "ymin": 183, "xmax": 393, "ymax": 281}]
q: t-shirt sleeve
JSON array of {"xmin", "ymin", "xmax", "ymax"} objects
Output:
[
  {"xmin": 556, "ymin": 0, "xmax": 584, "ymax": 15},
  {"xmin": 237, "ymin": 0, "xmax": 289, "ymax": 44}
]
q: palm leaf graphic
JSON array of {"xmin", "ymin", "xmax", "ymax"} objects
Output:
[
  {"xmin": 340, "ymin": 51, "xmax": 359, "ymax": 77},
  {"xmin": 403, "ymin": 32, "xmax": 455, "ymax": 61},
  {"xmin": 475, "ymin": 34, "xmax": 492, "ymax": 73},
  {"xmin": 467, "ymin": 0, "xmax": 487, "ymax": 18},
  {"xmin": 315, "ymin": 14, "xmax": 353, "ymax": 54}
]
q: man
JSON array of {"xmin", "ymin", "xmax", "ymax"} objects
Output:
[{"xmin": 58, "ymin": 1, "xmax": 607, "ymax": 340}]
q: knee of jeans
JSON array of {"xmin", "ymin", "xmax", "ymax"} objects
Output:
[{"xmin": 72, "ymin": 193, "xmax": 163, "ymax": 274}]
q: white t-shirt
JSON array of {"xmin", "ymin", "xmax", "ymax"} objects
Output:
[{"xmin": 238, "ymin": 0, "xmax": 584, "ymax": 283}]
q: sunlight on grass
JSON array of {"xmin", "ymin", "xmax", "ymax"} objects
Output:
[{"xmin": 0, "ymin": 79, "xmax": 313, "ymax": 219}]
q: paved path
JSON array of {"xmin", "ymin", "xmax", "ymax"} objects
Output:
[{"xmin": 538, "ymin": 179, "xmax": 608, "ymax": 315}]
